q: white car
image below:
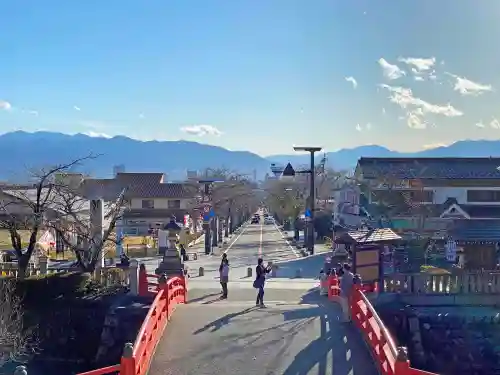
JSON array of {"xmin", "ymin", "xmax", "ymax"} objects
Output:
[{"xmin": 264, "ymin": 217, "xmax": 274, "ymax": 225}]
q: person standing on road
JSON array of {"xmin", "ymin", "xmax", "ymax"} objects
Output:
[
  {"xmin": 339, "ymin": 263, "xmax": 354, "ymax": 322},
  {"xmin": 219, "ymin": 254, "xmax": 229, "ymax": 299},
  {"xmin": 254, "ymin": 258, "xmax": 271, "ymax": 307}
]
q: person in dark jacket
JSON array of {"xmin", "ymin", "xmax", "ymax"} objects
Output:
[{"xmin": 254, "ymin": 258, "xmax": 271, "ymax": 307}]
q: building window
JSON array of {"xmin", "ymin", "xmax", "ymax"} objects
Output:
[
  {"xmin": 467, "ymin": 190, "xmax": 500, "ymax": 203},
  {"xmin": 168, "ymin": 199, "xmax": 181, "ymax": 209},
  {"xmin": 142, "ymin": 199, "xmax": 155, "ymax": 209}
]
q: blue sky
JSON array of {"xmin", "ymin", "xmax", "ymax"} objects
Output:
[{"xmin": 1, "ymin": 1, "xmax": 499, "ymax": 156}]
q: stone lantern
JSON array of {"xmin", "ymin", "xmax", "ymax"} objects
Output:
[
  {"xmin": 155, "ymin": 216, "xmax": 184, "ymax": 277},
  {"xmin": 164, "ymin": 216, "xmax": 181, "ymax": 250}
]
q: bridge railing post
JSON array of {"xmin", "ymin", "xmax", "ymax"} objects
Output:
[
  {"xmin": 394, "ymin": 346, "xmax": 411, "ymax": 375},
  {"xmin": 138, "ymin": 263, "xmax": 148, "ymax": 296},
  {"xmin": 120, "ymin": 342, "xmax": 136, "ymax": 375},
  {"xmin": 129, "ymin": 259, "xmax": 139, "ymax": 295},
  {"xmin": 14, "ymin": 365, "xmax": 27, "ymax": 375}
]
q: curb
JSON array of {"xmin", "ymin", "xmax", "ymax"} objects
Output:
[{"xmin": 187, "ymin": 234, "xmax": 205, "ymax": 248}]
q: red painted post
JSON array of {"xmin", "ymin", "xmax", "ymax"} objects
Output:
[
  {"xmin": 327, "ymin": 275, "xmax": 337, "ymax": 299},
  {"xmin": 120, "ymin": 342, "xmax": 136, "ymax": 375},
  {"xmin": 180, "ymin": 275, "xmax": 187, "ymax": 303},
  {"xmin": 138, "ymin": 264, "xmax": 148, "ymax": 296},
  {"xmin": 394, "ymin": 346, "xmax": 411, "ymax": 375}
]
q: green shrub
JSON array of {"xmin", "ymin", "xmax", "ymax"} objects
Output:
[{"xmin": 0, "ymin": 272, "xmax": 92, "ymax": 308}]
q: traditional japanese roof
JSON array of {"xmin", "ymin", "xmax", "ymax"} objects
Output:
[
  {"xmin": 357, "ymin": 157, "xmax": 500, "ymax": 180},
  {"xmin": 81, "ymin": 174, "xmax": 197, "ymax": 199},
  {"xmin": 450, "ymin": 220, "xmax": 500, "ymax": 243}
]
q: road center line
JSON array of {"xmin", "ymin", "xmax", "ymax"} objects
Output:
[{"xmin": 223, "ymin": 223, "xmax": 248, "ymax": 254}]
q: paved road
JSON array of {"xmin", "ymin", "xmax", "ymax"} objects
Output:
[{"xmin": 149, "ymin": 287, "xmax": 379, "ymax": 375}]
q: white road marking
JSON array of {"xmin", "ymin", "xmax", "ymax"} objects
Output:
[
  {"xmin": 223, "ymin": 224, "xmax": 248, "ymax": 254},
  {"xmin": 272, "ymin": 221, "xmax": 300, "ymax": 258}
]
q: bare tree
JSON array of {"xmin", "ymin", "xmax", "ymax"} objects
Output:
[
  {"xmin": 0, "ymin": 279, "xmax": 38, "ymax": 366},
  {"xmin": 264, "ymin": 179, "xmax": 307, "ymax": 223},
  {"xmin": 0, "ymin": 157, "xmax": 96, "ymax": 278},
  {"xmin": 47, "ymin": 183, "xmax": 128, "ymax": 272}
]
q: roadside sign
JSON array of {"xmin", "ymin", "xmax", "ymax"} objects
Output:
[
  {"xmin": 203, "ymin": 205, "xmax": 211, "ymax": 213},
  {"xmin": 305, "ymin": 209, "xmax": 311, "ymax": 217}
]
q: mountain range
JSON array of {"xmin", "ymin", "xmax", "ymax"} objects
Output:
[{"xmin": 1, "ymin": 131, "xmax": 500, "ymax": 181}]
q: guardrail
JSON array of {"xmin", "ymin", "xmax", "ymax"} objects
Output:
[
  {"xmin": 326, "ymin": 276, "xmax": 438, "ymax": 375},
  {"xmin": 75, "ymin": 267, "xmax": 187, "ymax": 375}
]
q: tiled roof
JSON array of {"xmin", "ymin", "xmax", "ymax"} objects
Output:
[
  {"xmin": 81, "ymin": 175, "xmax": 197, "ymax": 199},
  {"xmin": 462, "ymin": 205, "xmax": 500, "ymax": 218},
  {"xmin": 450, "ymin": 219, "xmax": 500, "ymax": 241},
  {"xmin": 116, "ymin": 173, "xmax": 165, "ymax": 185},
  {"xmin": 357, "ymin": 157, "xmax": 500, "ymax": 179}
]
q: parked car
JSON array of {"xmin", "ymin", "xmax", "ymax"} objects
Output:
[{"xmin": 264, "ymin": 217, "xmax": 274, "ymax": 225}]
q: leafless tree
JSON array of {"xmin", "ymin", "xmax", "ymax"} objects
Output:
[
  {"xmin": 0, "ymin": 156, "xmax": 96, "ymax": 278},
  {"xmin": 0, "ymin": 279, "xmax": 38, "ymax": 366},
  {"xmin": 47, "ymin": 183, "xmax": 128, "ymax": 272},
  {"xmin": 263, "ymin": 179, "xmax": 307, "ymax": 222}
]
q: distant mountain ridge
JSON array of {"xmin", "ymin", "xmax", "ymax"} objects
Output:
[
  {"xmin": 267, "ymin": 141, "xmax": 500, "ymax": 171},
  {"xmin": 1, "ymin": 131, "xmax": 500, "ymax": 181}
]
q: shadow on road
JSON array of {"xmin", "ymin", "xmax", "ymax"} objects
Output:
[
  {"xmin": 278, "ymin": 288, "xmax": 378, "ymax": 375},
  {"xmin": 275, "ymin": 253, "xmax": 329, "ymax": 278},
  {"xmin": 193, "ymin": 307, "xmax": 255, "ymax": 334}
]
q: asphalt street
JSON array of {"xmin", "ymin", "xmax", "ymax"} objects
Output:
[{"xmin": 149, "ymin": 290, "xmax": 379, "ymax": 375}]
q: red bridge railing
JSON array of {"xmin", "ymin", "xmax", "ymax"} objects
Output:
[
  {"xmin": 77, "ymin": 267, "xmax": 186, "ymax": 375},
  {"xmin": 327, "ymin": 276, "xmax": 438, "ymax": 375}
]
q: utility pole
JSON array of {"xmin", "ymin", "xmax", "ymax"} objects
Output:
[{"xmin": 199, "ymin": 180, "xmax": 215, "ymax": 255}]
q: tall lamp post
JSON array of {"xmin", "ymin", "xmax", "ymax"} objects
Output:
[
  {"xmin": 198, "ymin": 179, "xmax": 217, "ymax": 255},
  {"xmin": 281, "ymin": 146, "xmax": 322, "ymax": 255}
]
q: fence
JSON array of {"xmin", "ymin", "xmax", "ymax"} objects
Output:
[
  {"xmin": 72, "ymin": 268, "xmax": 186, "ymax": 375},
  {"xmin": 0, "ymin": 260, "xmax": 132, "ymax": 287},
  {"xmin": 384, "ymin": 272, "xmax": 500, "ymax": 294},
  {"xmin": 327, "ymin": 276, "xmax": 437, "ymax": 375}
]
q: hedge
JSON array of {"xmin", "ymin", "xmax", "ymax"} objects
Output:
[{"xmin": 0, "ymin": 272, "xmax": 92, "ymax": 308}]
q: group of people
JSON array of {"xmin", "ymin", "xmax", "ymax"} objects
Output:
[
  {"xmin": 319, "ymin": 263, "xmax": 357, "ymax": 322},
  {"xmin": 218, "ymin": 253, "xmax": 272, "ymax": 307},
  {"xmin": 218, "ymin": 254, "xmax": 357, "ymax": 317}
]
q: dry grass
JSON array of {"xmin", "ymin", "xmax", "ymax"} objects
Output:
[{"xmin": 0, "ymin": 230, "xmax": 33, "ymax": 250}]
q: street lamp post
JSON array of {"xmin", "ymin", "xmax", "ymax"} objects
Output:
[
  {"xmin": 281, "ymin": 146, "xmax": 322, "ymax": 255},
  {"xmin": 198, "ymin": 180, "xmax": 216, "ymax": 255}
]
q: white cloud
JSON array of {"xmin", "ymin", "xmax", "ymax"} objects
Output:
[
  {"xmin": 490, "ymin": 118, "xmax": 500, "ymax": 129},
  {"xmin": 180, "ymin": 124, "xmax": 223, "ymax": 137},
  {"xmin": 0, "ymin": 100, "xmax": 12, "ymax": 111},
  {"xmin": 28, "ymin": 110, "xmax": 39, "ymax": 116},
  {"xmin": 398, "ymin": 57, "xmax": 436, "ymax": 73},
  {"xmin": 422, "ymin": 142, "xmax": 448, "ymax": 150},
  {"xmin": 382, "ymin": 108, "xmax": 386, "ymax": 115},
  {"xmin": 83, "ymin": 131, "xmax": 112, "ymax": 139},
  {"xmin": 139, "ymin": 113, "xmax": 145, "ymax": 119},
  {"xmin": 355, "ymin": 123, "xmax": 371, "ymax": 132},
  {"xmin": 414, "ymin": 76, "xmax": 424, "ymax": 82},
  {"xmin": 380, "ymin": 84, "xmax": 463, "ymax": 117},
  {"xmin": 345, "ymin": 76, "xmax": 358, "ymax": 89},
  {"xmin": 381, "ymin": 84, "xmax": 462, "ymax": 130},
  {"xmin": 378, "ymin": 58, "xmax": 405, "ymax": 80},
  {"xmin": 475, "ymin": 121, "xmax": 486, "ymax": 128},
  {"xmin": 406, "ymin": 111, "xmax": 428, "ymax": 129},
  {"xmin": 446, "ymin": 73, "xmax": 493, "ymax": 96},
  {"xmin": 73, "ymin": 105, "xmax": 81, "ymax": 111}
]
